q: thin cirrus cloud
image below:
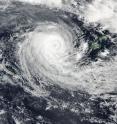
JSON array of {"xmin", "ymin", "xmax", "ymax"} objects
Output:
[{"xmin": 13, "ymin": 0, "xmax": 66, "ymax": 8}]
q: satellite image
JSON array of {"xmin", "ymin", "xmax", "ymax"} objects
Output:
[{"xmin": 0, "ymin": 0, "xmax": 117, "ymax": 124}]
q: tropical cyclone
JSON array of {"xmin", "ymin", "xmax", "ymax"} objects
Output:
[
  {"xmin": 0, "ymin": 0, "xmax": 116, "ymax": 95},
  {"xmin": 18, "ymin": 17, "xmax": 117, "ymax": 94}
]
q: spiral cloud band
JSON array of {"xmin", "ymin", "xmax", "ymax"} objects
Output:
[
  {"xmin": 19, "ymin": 21, "xmax": 83, "ymax": 88},
  {"xmin": 0, "ymin": 1, "xmax": 117, "ymax": 124},
  {"xmin": 18, "ymin": 14, "xmax": 117, "ymax": 95}
]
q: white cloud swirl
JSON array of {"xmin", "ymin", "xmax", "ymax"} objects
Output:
[{"xmin": 18, "ymin": 20, "xmax": 117, "ymax": 95}]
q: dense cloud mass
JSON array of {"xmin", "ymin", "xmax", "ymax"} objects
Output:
[
  {"xmin": 84, "ymin": 0, "xmax": 117, "ymax": 33},
  {"xmin": 0, "ymin": 0, "xmax": 117, "ymax": 124}
]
